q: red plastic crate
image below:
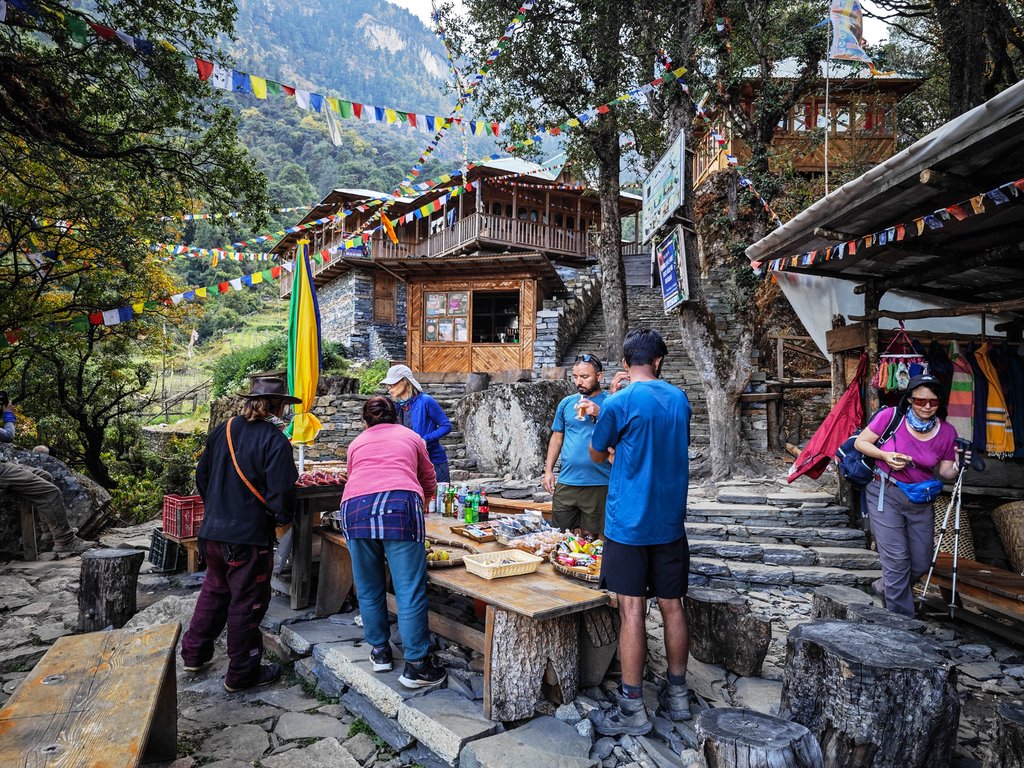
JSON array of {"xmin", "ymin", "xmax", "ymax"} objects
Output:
[{"xmin": 162, "ymin": 495, "xmax": 205, "ymax": 539}]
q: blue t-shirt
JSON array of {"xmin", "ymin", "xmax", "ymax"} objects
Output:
[
  {"xmin": 590, "ymin": 380, "xmax": 692, "ymax": 545},
  {"xmin": 551, "ymin": 392, "xmax": 612, "ymax": 487}
]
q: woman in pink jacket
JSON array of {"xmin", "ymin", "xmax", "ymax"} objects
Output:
[{"xmin": 338, "ymin": 397, "xmax": 443, "ymax": 689}]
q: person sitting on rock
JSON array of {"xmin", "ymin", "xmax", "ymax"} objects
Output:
[{"xmin": 0, "ymin": 391, "xmax": 97, "ymax": 555}]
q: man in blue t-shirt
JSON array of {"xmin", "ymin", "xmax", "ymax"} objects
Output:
[
  {"xmin": 543, "ymin": 353, "xmax": 612, "ymax": 535},
  {"xmin": 586, "ymin": 329, "xmax": 693, "ymax": 736}
]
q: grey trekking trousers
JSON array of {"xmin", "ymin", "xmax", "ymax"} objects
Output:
[{"xmin": 0, "ymin": 462, "xmax": 74, "ymax": 542}]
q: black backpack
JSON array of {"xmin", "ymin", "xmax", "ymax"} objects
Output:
[{"xmin": 835, "ymin": 407, "xmax": 905, "ymax": 487}]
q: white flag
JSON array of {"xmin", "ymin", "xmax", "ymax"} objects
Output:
[
  {"xmin": 102, "ymin": 309, "xmax": 121, "ymax": 326},
  {"xmin": 325, "ymin": 105, "xmax": 344, "ymax": 147},
  {"xmin": 295, "ymin": 89, "xmax": 312, "ymax": 111},
  {"xmin": 210, "ymin": 65, "xmax": 232, "ymax": 91},
  {"xmin": 0, "ymin": 2, "xmax": 7, "ymax": 23},
  {"xmin": 229, "ymin": 277, "xmax": 243, "ymax": 291}
]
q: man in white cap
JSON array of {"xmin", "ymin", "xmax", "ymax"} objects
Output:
[{"xmin": 381, "ymin": 365, "xmax": 452, "ymax": 482}]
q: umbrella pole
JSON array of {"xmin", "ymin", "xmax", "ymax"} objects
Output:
[{"xmin": 299, "ymin": 443, "xmax": 305, "ymax": 473}]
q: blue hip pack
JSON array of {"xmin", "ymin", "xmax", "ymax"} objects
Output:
[{"xmin": 890, "ymin": 477, "xmax": 944, "ymax": 504}]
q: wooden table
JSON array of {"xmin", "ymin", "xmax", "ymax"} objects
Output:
[
  {"xmin": 290, "ymin": 484, "xmax": 345, "ymax": 609},
  {"xmin": 0, "ymin": 623, "xmax": 180, "ymax": 767},
  {"xmin": 315, "ymin": 515, "xmax": 611, "ymax": 720},
  {"xmin": 931, "ymin": 553, "xmax": 1024, "ymax": 624}
]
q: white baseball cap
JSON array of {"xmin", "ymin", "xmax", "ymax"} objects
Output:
[{"xmin": 380, "ymin": 364, "xmax": 422, "ymax": 392}]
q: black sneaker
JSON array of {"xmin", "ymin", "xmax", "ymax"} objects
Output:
[
  {"xmin": 223, "ymin": 663, "xmax": 282, "ymax": 692},
  {"xmin": 370, "ymin": 644, "xmax": 393, "ymax": 672},
  {"xmin": 398, "ymin": 657, "xmax": 446, "ymax": 690}
]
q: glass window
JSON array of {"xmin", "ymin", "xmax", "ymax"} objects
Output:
[
  {"xmin": 472, "ymin": 291, "xmax": 520, "ymax": 344},
  {"xmin": 566, "ymin": 216, "xmax": 575, "ymax": 230},
  {"xmin": 834, "ymin": 106, "xmax": 850, "ymax": 133},
  {"xmin": 504, "ymin": 204, "xmax": 513, "ymax": 217},
  {"xmin": 554, "ymin": 213, "xmax": 563, "ymax": 227},
  {"xmin": 529, "ymin": 209, "xmax": 539, "ymax": 222},
  {"xmin": 424, "ymin": 291, "xmax": 470, "ymax": 343},
  {"xmin": 492, "ymin": 202, "xmax": 502, "ymax": 215}
]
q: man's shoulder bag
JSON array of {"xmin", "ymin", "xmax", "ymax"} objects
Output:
[
  {"xmin": 226, "ymin": 417, "xmax": 268, "ymax": 507},
  {"xmin": 835, "ymin": 407, "xmax": 904, "ymax": 487}
]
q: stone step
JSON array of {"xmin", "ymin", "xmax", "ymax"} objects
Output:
[
  {"xmin": 687, "ymin": 502, "xmax": 850, "ymax": 529},
  {"xmin": 685, "ymin": 521, "xmax": 867, "ymax": 549},
  {"xmin": 690, "ymin": 556, "xmax": 882, "ymax": 590},
  {"xmin": 314, "ymin": 642, "xmax": 500, "ymax": 766},
  {"xmin": 687, "ymin": 537, "xmax": 879, "ymax": 570}
]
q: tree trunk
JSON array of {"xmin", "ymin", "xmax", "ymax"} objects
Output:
[
  {"xmin": 932, "ymin": 0, "xmax": 1013, "ymax": 116},
  {"xmin": 79, "ymin": 548, "xmax": 145, "ymax": 631},
  {"xmin": 697, "ymin": 707, "xmax": 824, "ymax": 768},
  {"xmin": 984, "ymin": 701, "xmax": 1024, "ymax": 768},
  {"xmin": 594, "ymin": 115, "xmax": 626, "ymax": 361},
  {"xmin": 685, "ymin": 586, "xmax": 771, "ymax": 676},
  {"xmin": 81, "ymin": 426, "xmax": 116, "ymax": 489},
  {"xmin": 809, "ymin": 584, "xmax": 874, "ymax": 620},
  {"xmin": 780, "ymin": 620, "xmax": 960, "ymax": 768}
]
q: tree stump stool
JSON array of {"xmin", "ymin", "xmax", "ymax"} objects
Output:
[
  {"xmin": 985, "ymin": 701, "xmax": 1024, "ymax": 768},
  {"xmin": 78, "ymin": 548, "xmax": 145, "ymax": 632},
  {"xmin": 780, "ymin": 620, "xmax": 959, "ymax": 768},
  {"xmin": 696, "ymin": 707, "xmax": 823, "ymax": 768},
  {"xmin": 685, "ymin": 587, "xmax": 771, "ymax": 676},
  {"xmin": 810, "ymin": 584, "xmax": 873, "ymax": 620},
  {"xmin": 846, "ymin": 602, "xmax": 926, "ymax": 633}
]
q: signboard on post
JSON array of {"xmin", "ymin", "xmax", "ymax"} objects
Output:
[
  {"xmin": 641, "ymin": 132, "xmax": 686, "ymax": 244},
  {"xmin": 655, "ymin": 228, "xmax": 688, "ymax": 312}
]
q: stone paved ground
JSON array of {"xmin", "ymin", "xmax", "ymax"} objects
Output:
[{"xmin": 1, "ymin": 480, "xmax": 1022, "ymax": 767}]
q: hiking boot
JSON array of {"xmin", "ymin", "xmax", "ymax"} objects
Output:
[
  {"xmin": 370, "ymin": 644, "xmax": 393, "ymax": 672},
  {"xmin": 398, "ymin": 657, "xmax": 446, "ymax": 690},
  {"xmin": 658, "ymin": 681, "xmax": 692, "ymax": 721},
  {"xmin": 182, "ymin": 658, "xmax": 213, "ymax": 673},
  {"xmin": 588, "ymin": 687, "xmax": 652, "ymax": 736},
  {"xmin": 224, "ymin": 663, "xmax": 282, "ymax": 692},
  {"xmin": 52, "ymin": 536, "xmax": 98, "ymax": 554}
]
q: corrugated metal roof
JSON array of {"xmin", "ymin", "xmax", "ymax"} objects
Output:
[{"xmin": 743, "ymin": 57, "xmax": 922, "ymax": 82}]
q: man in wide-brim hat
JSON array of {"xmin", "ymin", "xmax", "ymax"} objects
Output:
[
  {"xmin": 180, "ymin": 377, "xmax": 299, "ymax": 692},
  {"xmin": 381, "ymin": 364, "xmax": 453, "ymax": 483}
]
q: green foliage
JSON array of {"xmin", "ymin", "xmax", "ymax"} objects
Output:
[
  {"xmin": 211, "ymin": 334, "xmax": 352, "ymax": 397},
  {"xmin": 160, "ymin": 431, "xmax": 207, "ymax": 495},
  {"xmin": 109, "ymin": 472, "xmax": 164, "ymax": 524},
  {"xmin": 358, "ymin": 359, "xmax": 392, "ymax": 395}
]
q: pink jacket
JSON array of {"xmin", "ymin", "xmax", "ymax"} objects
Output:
[{"xmin": 341, "ymin": 423, "xmax": 437, "ymax": 502}]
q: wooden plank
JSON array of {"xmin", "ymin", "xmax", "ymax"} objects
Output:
[
  {"xmin": 385, "ymin": 593, "xmax": 485, "ymax": 654},
  {"xmin": 316, "ymin": 532, "xmax": 354, "ymax": 619},
  {"xmin": 933, "ymin": 554, "xmax": 1024, "ymax": 603},
  {"xmin": 20, "ymin": 501, "xmax": 37, "ymax": 562},
  {"xmin": 826, "ymin": 322, "xmax": 868, "ymax": 353},
  {"xmin": 483, "ymin": 606, "xmax": 495, "ymax": 721},
  {"xmin": 520, "ymin": 279, "xmax": 535, "ymax": 370},
  {"xmin": 0, "ymin": 624, "xmax": 180, "ymax": 768},
  {"xmin": 486, "ymin": 498, "xmax": 552, "ymax": 515},
  {"xmin": 929, "ymin": 576, "xmax": 1024, "ymax": 623}
]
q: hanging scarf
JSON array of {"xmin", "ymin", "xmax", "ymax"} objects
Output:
[
  {"xmin": 974, "ymin": 343, "xmax": 1015, "ymax": 457},
  {"xmin": 906, "ymin": 409, "xmax": 937, "ymax": 433}
]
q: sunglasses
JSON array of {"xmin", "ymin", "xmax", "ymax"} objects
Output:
[
  {"xmin": 575, "ymin": 353, "xmax": 603, "ymax": 371},
  {"xmin": 909, "ymin": 397, "xmax": 940, "ymax": 408}
]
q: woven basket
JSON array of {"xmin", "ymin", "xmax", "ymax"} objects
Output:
[
  {"xmin": 992, "ymin": 501, "xmax": 1024, "ymax": 575},
  {"xmin": 932, "ymin": 495, "xmax": 976, "ymax": 561},
  {"xmin": 463, "ymin": 549, "xmax": 542, "ymax": 579}
]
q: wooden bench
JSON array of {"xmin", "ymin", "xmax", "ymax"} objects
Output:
[
  {"xmin": 0, "ymin": 623, "xmax": 181, "ymax": 767},
  {"xmin": 314, "ymin": 518, "xmax": 610, "ymax": 721},
  {"xmin": 929, "ymin": 553, "xmax": 1024, "ymax": 634}
]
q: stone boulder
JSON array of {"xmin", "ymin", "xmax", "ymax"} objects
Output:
[
  {"xmin": 0, "ymin": 444, "xmax": 111, "ymax": 558},
  {"xmin": 124, "ymin": 594, "xmax": 198, "ymax": 631},
  {"xmin": 456, "ymin": 381, "xmax": 571, "ymax": 478}
]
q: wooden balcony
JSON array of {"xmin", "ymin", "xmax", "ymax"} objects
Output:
[{"xmin": 282, "ymin": 212, "xmax": 596, "ymax": 297}]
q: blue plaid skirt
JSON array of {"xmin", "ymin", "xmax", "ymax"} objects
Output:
[{"xmin": 334, "ymin": 490, "xmax": 424, "ymax": 541}]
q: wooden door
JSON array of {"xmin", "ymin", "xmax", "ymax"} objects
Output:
[{"xmin": 373, "ymin": 272, "xmax": 396, "ymax": 323}]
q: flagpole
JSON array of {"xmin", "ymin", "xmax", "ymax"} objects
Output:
[{"xmin": 824, "ymin": 49, "xmax": 831, "ymax": 196}]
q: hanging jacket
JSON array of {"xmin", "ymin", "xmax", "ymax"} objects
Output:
[
  {"xmin": 947, "ymin": 343, "xmax": 974, "ymax": 444},
  {"xmin": 963, "ymin": 343, "xmax": 989, "ymax": 452},
  {"xmin": 974, "ymin": 343, "xmax": 1015, "ymax": 457},
  {"xmin": 1002, "ymin": 343, "xmax": 1024, "ymax": 458}
]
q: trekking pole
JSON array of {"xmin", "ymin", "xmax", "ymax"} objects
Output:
[{"xmin": 920, "ymin": 438, "xmax": 972, "ymax": 613}]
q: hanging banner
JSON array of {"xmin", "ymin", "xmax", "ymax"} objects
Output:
[
  {"xmin": 829, "ymin": 0, "xmax": 872, "ymax": 63},
  {"xmin": 642, "ymin": 131, "xmax": 687, "ymax": 244},
  {"xmin": 655, "ymin": 227, "xmax": 687, "ymax": 313}
]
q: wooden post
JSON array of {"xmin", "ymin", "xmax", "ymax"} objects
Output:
[
  {"xmin": 781, "ymin": 620, "xmax": 959, "ymax": 768},
  {"xmin": 78, "ymin": 549, "xmax": 145, "ymax": 631},
  {"xmin": 697, "ymin": 708, "xmax": 824, "ymax": 768},
  {"xmin": 19, "ymin": 500, "xmax": 37, "ymax": 561},
  {"xmin": 544, "ymin": 189, "xmax": 551, "ymax": 248},
  {"xmin": 685, "ymin": 587, "xmax": 771, "ymax": 676},
  {"xmin": 863, "ymin": 281, "xmax": 881, "ymax": 415},
  {"xmin": 984, "ymin": 701, "xmax": 1024, "ymax": 768}
]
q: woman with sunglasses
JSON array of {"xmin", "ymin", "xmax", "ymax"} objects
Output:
[{"xmin": 853, "ymin": 374, "xmax": 968, "ymax": 616}]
